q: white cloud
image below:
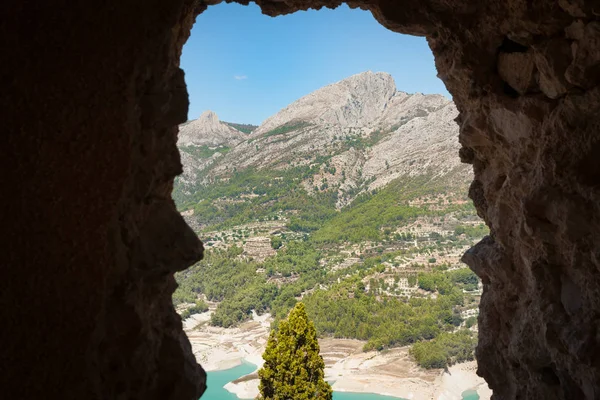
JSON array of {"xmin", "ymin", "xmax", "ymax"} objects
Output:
[{"xmin": 234, "ymin": 75, "xmax": 248, "ymax": 80}]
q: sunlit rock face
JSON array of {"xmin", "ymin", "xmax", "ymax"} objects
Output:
[
  {"xmin": 178, "ymin": 110, "xmax": 246, "ymax": 146},
  {"xmin": 3, "ymin": 0, "xmax": 600, "ymax": 400}
]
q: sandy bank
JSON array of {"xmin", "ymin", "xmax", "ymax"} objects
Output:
[
  {"xmin": 184, "ymin": 311, "xmax": 269, "ymax": 372},
  {"xmin": 322, "ymin": 340, "xmax": 490, "ymax": 400},
  {"xmin": 434, "ymin": 361, "xmax": 492, "ymax": 400}
]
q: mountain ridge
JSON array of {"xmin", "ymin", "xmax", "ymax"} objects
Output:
[
  {"xmin": 175, "ymin": 71, "xmax": 469, "ymax": 210},
  {"xmin": 254, "ymin": 71, "xmax": 398, "ymax": 133}
]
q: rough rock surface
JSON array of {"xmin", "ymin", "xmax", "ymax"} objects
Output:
[
  {"xmin": 4, "ymin": 1, "xmax": 600, "ymax": 400},
  {"xmin": 178, "ymin": 110, "xmax": 246, "ymax": 146},
  {"xmin": 1, "ymin": 1, "xmax": 206, "ymax": 399},
  {"xmin": 363, "ymin": 97, "xmax": 465, "ymax": 188}
]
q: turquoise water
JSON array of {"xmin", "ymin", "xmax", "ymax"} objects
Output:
[
  {"xmin": 462, "ymin": 389, "xmax": 479, "ymax": 400},
  {"xmin": 203, "ymin": 363, "xmax": 405, "ymax": 400},
  {"xmin": 202, "ymin": 363, "xmax": 478, "ymax": 400},
  {"xmin": 202, "ymin": 362, "xmax": 257, "ymax": 400}
]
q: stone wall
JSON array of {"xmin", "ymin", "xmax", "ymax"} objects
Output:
[{"xmin": 2, "ymin": 0, "xmax": 600, "ymax": 399}]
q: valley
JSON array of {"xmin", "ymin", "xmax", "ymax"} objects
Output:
[{"xmin": 172, "ymin": 71, "xmax": 490, "ymax": 399}]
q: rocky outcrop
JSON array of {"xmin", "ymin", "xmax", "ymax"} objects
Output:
[
  {"xmin": 176, "ymin": 110, "xmax": 249, "ymax": 195},
  {"xmin": 363, "ymin": 98, "xmax": 467, "ymax": 189},
  {"xmin": 254, "ymin": 71, "xmax": 451, "ymax": 134},
  {"xmin": 5, "ymin": 1, "xmax": 600, "ymax": 400},
  {"xmin": 254, "ymin": 71, "xmax": 397, "ymax": 133},
  {"xmin": 178, "ymin": 110, "xmax": 246, "ymax": 146}
]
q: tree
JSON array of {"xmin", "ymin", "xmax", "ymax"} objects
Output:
[
  {"xmin": 180, "ymin": 299, "xmax": 209, "ymax": 320},
  {"xmin": 258, "ymin": 302, "xmax": 332, "ymax": 400},
  {"xmin": 410, "ymin": 330, "xmax": 476, "ymax": 369},
  {"xmin": 465, "ymin": 316, "xmax": 477, "ymax": 328},
  {"xmin": 270, "ymin": 235, "xmax": 283, "ymax": 250},
  {"xmin": 407, "ymin": 275, "xmax": 417, "ymax": 287}
]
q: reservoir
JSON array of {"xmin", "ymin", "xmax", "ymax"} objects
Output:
[{"xmin": 202, "ymin": 362, "xmax": 479, "ymax": 400}]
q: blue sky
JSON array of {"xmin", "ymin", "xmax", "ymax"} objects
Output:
[{"xmin": 181, "ymin": 3, "xmax": 449, "ymax": 125}]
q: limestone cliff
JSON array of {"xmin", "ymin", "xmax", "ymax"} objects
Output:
[{"xmin": 178, "ymin": 110, "xmax": 246, "ymax": 147}]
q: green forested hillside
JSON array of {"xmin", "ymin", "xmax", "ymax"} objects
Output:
[
  {"xmin": 311, "ymin": 175, "xmax": 472, "ymax": 243},
  {"xmin": 173, "ymin": 166, "xmax": 337, "ymax": 231},
  {"xmin": 223, "ymin": 122, "xmax": 258, "ymax": 134},
  {"xmin": 172, "ymin": 160, "xmax": 485, "ymax": 366},
  {"xmin": 172, "ymin": 143, "xmax": 486, "ymax": 361}
]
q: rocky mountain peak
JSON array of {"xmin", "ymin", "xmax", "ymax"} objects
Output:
[
  {"xmin": 178, "ymin": 110, "xmax": 246, "ymax": 147},
  {"xmin": 254, "ymin": 71, "xmax": 398, "ymax": 134},
  {"xmin": 199, "ymin": 110, "xmax": 219, "ymax": 125}
]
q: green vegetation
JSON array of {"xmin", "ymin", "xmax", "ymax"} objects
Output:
[
  {"xmin": 465, "ymin": 316, "xmax": 478, "ymax": 329},
  {"xmin": 270, "ymin": 235, "xmax": 283, "ymax": 250},
  {"xmin": 174, "ymin": 245, "xmax": 274, "ymax": 327},
  {"xmin": 454, "ymin": 224, "xmax": 489, "ymax": 238},
  {"xmin": 179, "ymin": 144, "xmax": 230, "ymax": 159},
  {"xmin": 262, "ymin": 121, "xmax": 312, "ymax": 138},
  {"xmin": 409, "ymin": 330, "xmax": 476, "ymax": 369},
  {"xmin": 408, "ymin": 275, "xmax": 417, "ymax": 287},
  {"xmin": 449, "ymin": 268, "xmax": 479, "ymax": 290},
  {"xmin": 174, "ymin": 241, "xmax": 329, "ymax": 327},
  {"xmin": 223, "ymin": 121, "xmax": 258, "ymax": 134},
  {"xmin": 174, "ymin": 167, "xmax": 337, "ymax": 232},
  {"xmin": 417, "ymin": 268, "xmax": 479, "ymax": 293},
  {"xmin": 174, "ymin": 242, "xmax": 478, "ymax": 357},
  {"xmin": 339, "ymin": 128, "xmax": 388, "ymax": 150},
  {"xmin": 301, "ymin": 275, "xmax": 465, "ymax": 351},
  {"xmin": 180, "ymin": 299, "xmax": 209, "ymax": 320},
  {"xmin": 173, "ymin": 157, "xmax": 475, "ymax": 248},
  {"xmin": 313, "ymin": 175, "xmax": 468, "ymax": 243},
  {"xmin": 258, "ymin": 303, "xmax": 332, "ymax": 400}
]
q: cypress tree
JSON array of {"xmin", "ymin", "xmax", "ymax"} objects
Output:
[{"xmin": 258, "ymin": 302, "xmax": 332, "ymax": 400}]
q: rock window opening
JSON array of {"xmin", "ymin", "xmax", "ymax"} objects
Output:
[{"xmin": 172, "ymin": 3, "xmax": 488, "ymax": 399}]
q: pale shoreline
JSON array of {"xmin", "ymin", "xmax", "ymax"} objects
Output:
[
  {"xmin": 223, "ymin": 358, "xmax": 491, "ymax": 400},
  {"xmin": 184, "ymin": 312, "xmax": 491, "ymax": 400}
]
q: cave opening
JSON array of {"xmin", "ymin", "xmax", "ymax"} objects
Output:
[{"xmin": 4, "ymin": 1, "xmax": 600, "ymax": 400}]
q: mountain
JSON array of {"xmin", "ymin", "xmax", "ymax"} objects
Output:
[
  {"xmin": 178, "ymin": 110, "xmax": 246, "ymax": 147},
  {"xmin": 176, "ymin": 110, "xmax": 249, "ymax": 190},
  {"xmin": 175, "ymin": 71, "xmax": 470, "ymax": 209},
  {"xmin": 254, "ymin": 71, "xmax": 397, "ymax": 131}
]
